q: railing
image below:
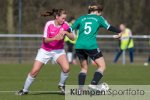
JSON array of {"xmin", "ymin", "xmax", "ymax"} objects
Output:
[{"xmin": 0, "ymin": 34, "xmax": 149, "ymax": 64}]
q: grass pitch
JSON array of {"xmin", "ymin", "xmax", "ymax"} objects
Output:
[{"xmin": 0, "ymin": 63, "xmax": 149, "ymax": 100}]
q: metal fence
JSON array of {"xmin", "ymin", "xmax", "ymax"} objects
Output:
[{"xmin": 0, "ymin": 34, "xmax": 149, "ymax": 64}]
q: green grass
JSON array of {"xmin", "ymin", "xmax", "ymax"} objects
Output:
[{"xmin": 0, "ymin": 64, "xmax": 150, "ymax": 100}]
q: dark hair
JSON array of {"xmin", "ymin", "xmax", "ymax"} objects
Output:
[
  {"xmin": 68, "ymin": 16, "xmax": 75, "ymax": 22},
  {"xmin": 41, "ymin": 8, "xmax": 67, "ymax": 18},
  {"xmin": 88, "ymin": 4, "xmax": 103, "ymax": 14}
]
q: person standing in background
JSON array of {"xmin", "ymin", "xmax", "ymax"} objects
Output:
[
  {"xmin": 65, "ymin": 16, "xmax": 77, "ymax": 64},
  {"xmin": 113, "ymin": 24, "xmax": 134, "ymax": 63}
]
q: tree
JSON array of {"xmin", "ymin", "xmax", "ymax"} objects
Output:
[{"xmin": 7, "ymin": 0, "xmax": 14, "ymax": 33}]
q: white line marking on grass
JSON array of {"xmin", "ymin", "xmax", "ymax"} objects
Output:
[
  {"xmin": 0, "ymin": 91, "xmax": 16, "ymax": 93},
  {"xmin": 1, "ymin": 91, "xmax": 150, "ymax": 94},
  {"xmin": 0, "ymin": 91, "xmax": 61, "ymax": 93}
]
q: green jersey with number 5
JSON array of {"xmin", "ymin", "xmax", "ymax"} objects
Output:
[{"xmin": 71, "ymin": 14, "xmax": 110, "ymax": 49}]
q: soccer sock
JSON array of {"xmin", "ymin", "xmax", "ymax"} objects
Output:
[
  {"xmin": 78, "ymin": 72, "xmax": 86, "ymax": 89},
  {"xmin": 23, "ymin": 74, "xmax": 35, "ymax": 92},
  {"xmin": 67, "ymin": 52, "xmax": 73, "ymax": 63},
  {"xmin": 59, "ymin": 72, "xmax": 69, "ymax": 86},
  {"xmin": 91, "ymin": 70, "xmax": 103, "ymax": 85}
]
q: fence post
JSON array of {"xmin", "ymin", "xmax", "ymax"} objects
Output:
[
  {"xmin": 18, "ymin": 0, "xmax": 22, "ymax": 64},
  {"xmin": 122, "ymin": 50, "xmax": 126, "ymax": 65}
]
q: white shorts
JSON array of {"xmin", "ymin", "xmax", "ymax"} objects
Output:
[{"xmin": 35, "ymin": 48, "xmax": 66, "ymax": 64}]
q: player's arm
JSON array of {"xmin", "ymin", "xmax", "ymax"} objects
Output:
[
  {"xmin": 108, "ymin": 26, "xmax": 121, "ymax": 33},
  {"xmin": 108, "ymin": 26, "xmax": 122, "ymax": 39},
  {"xmin": 43, "ymin": 33, "xmax": 64, "ymax": 43},
  {"xmin": 43, "ymin": 35, "xmax": 64, "ymax": 43},
  {"xmin": 59, "ymin": 29, "xmax": 75, "ymax": 41},
  {"xmin": 65, "ymin": 29, "xmax": 76, "ymax": 41},
  {"xmin": 42, "ymin": 21, "xmax": 64, "ymax": 43},
  {"xmin": 64, "ymin": 17, "xmax": 80, "ymax": 40},
  {"xmin": 43, "ymin": 37, "xmax": 55, "ymax": 43},
  {"xmin": 100, "ymin": 17, "xmax": 122, "ymax": 38}
]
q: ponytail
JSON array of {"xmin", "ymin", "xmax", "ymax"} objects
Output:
[{"xmin": 41, "ymin": 8, "xmax": 67, "ymax": 17}]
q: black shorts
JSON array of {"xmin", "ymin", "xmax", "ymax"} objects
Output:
[{"xmin": 76, "ymin": 48, "xmax": 103, "ymax": 61}]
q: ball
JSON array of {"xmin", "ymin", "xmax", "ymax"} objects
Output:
[{"xmin": 100, "ymin": 82, "xmax": 109, "ymax": 91}]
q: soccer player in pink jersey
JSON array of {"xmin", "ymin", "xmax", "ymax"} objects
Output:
[{"xmin": 17, "ymin": 8, "xmax": 75, "ymax": 95}]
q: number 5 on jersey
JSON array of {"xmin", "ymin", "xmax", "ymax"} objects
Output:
[{"xmin": 84, "ymin": 22, "xmax": 92, "ymax": 34}]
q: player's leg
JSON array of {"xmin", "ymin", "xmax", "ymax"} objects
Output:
[
  {"xmin": 66, "ymin": 41, "xmax": 74, "ymax": 63},
  {"xmin": 87, "ymin": 49, "xmax": 105, "ymax": 85},
  {"xmin": 144, "ymin": 55, "xmax": 150, "ymax": 66},
  {"xmin": 17, "ymin": 60, "xmax": 44, "ymax": 95},
  {"xmin": 53, "ymin": 49, "xmax": 69, "ymax": 94},
  {"xmin": 56, "ymin": 54, "xmax": 69, "ymax": 94},
  {"xmin": 17, "ymin": 48, "xmax": 49, "ymax": 95},
  {"xmin": 148, "ymin": 56, "xmax": 150, "ymax": 63},
  {"xmin": 91, "ymin": 57, "xmax": 105, "ymax": 85},
  {"xmin": 113, "ymin": 49, "xmax": 123, "ymax": 63},
  {"xmin": 57, "ymin": 54, "xmax": 69, "ymax": 86},
  {"xmin": 76, "ymin": 49, "xmax": 88, "ymax": 89},
  {"xmin": 78, "ymin": 59, "xmax": 88, "ymax": 89},
  {"xmin": 72, "ymin": 48, "xmax": 77, "ymax": 64},
  {"xmin": 24, "ymin": 61, "xmax": 44, "ymax": 91}
]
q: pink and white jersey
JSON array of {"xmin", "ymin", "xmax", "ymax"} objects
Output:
[{"xmin": 41, "ymin": 20, "xmax": 69, "ymax": 51}]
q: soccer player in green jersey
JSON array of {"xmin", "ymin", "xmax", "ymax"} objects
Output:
[{"xmin": 67, "ymin": 3, "xmax": 122, "ymax": 90}]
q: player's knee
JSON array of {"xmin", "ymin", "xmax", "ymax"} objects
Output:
[
  {"xmin": 80, "ymin": 65, "xmax": 88, "ymax": 73},
  {"xmin": 81, "ymin": 69, "xmax": 88, "ymax": 74},
  {"xmin": 62, "ymin": 67, "xmax": 70, "ymax": 73},
  {"xmin": 29, "ymin": 73, "xmax": 36, "ymax": 78},
  {"xmin": 98, "ymin": 65, "xmax": 106, "ymax": 72},
  {"xmin": 81, "ymin": 64, "xmax": 88, "ymax": 71},
  {"xmin": 29, "ymin": 71, "xmax": 38, "ymax": 77},
  {"xmin": 103, "ymin": 66, "xmax": 106, "ymax": 71}
]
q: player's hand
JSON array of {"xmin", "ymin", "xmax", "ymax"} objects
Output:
[
  {"xmin": 113, "ymin": 33, "xmax": 122, "ymax": 39},
  {"xmin": 54, "ymin": 32, "xmax": 64, "ymax": 40},
  {"xmin": 59, "ymin": 30, "xmax": 66, "ymax": 35}
]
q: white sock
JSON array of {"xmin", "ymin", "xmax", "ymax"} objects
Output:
[
  {"xmin": 58, "ymin": 72, "xmax": 69, "ymax": 86},
  {"xmin": 23, "ymin": 75, "xmax": 35, "ymax": 92},
  {"xmin": 67, "ymin": 52, "xmax": 72, "ymax": 63}
]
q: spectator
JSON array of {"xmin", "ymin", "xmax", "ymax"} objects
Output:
[{"xmin": 113, "ymin": 24, "xmax": 134, "ymax": 63}]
